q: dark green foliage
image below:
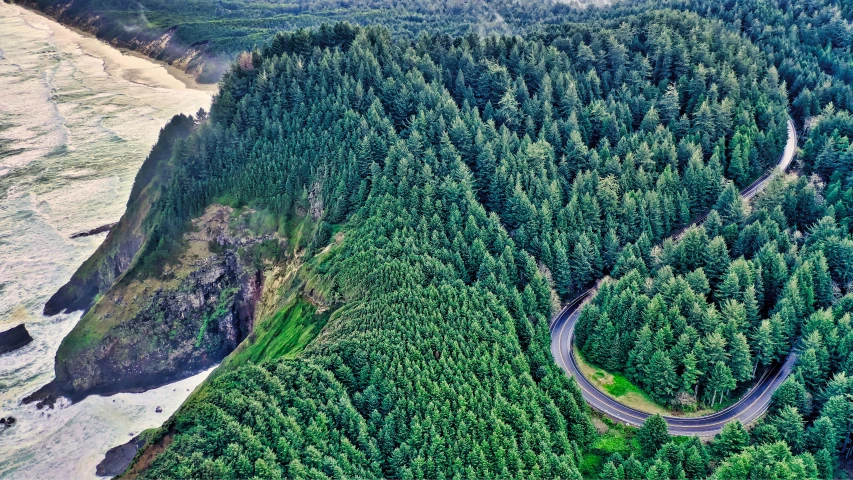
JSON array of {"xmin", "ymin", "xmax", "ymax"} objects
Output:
[
  {"xmin": 713, "ymin": 421, "xmax": 750, "ymax": 459},
  {"xmin": 574, "ymin": 0, "xmax": 853, "ymax": 471},
  {"xmin": 771, "ymin": 377, "xmax": 812, "ymax": 416},
  {"xmin": 134, "ymin": 21, "xmax": 654, "ymax": 477},
  {"xmin": 582, "ymin": 169, "xmax": 853, "ymax": 468},
  {"xmin": 575, "ymin": 174, "xmax": 853, "ymax": 410},
  {"xmin": 636, "ymin": 415, "xmax": 668, "ymax": 458},
  {"xmin": 714, "ymin": 442, "xmax": 819, "ymax": 480},
  {"xmin": 143, "ymin": 361, "xmax": 379, "ymax": 479}
]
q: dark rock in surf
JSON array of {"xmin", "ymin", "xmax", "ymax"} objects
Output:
[
  {"xmin": 0, "ymin": 324, "xmax": 33, "ymax": 355},
  {"xmin": 96, "ymin": 435, "xmax": 146, "ymax": 477},
  {"xmin": 36, "ymin": 395, "xmax": 57, "ymax": 410},
  {"xmin": 69, "ymin": 222, "xmax": 118, "ymax": 239}
]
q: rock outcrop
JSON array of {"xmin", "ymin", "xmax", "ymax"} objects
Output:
[
  {"xmin": 70, "ymin": 222, "xmax": 118, "ymax": 239},
  {"xmin": 29, "ymin": 205, "xmax": 281, "ymax": 403},
  {"xmin": 0, "ymin": 324, "xmax": 33, "ymax": 355},
  {"xmin": 96, "ymin": 434, "xmax": 147, "ymax": 477}
]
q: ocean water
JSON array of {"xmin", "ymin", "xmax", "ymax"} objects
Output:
[{"xmin": 0, "ymin": 3, "xmax": 214, "ymax": 477}]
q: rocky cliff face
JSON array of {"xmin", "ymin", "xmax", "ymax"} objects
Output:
[
  {"xmin": 50, "ymin": 250, "xmax": 258, "ymax": 399},
  {"xmin": 32, "ymin": 114, "xmax": 289, "ymax": 403},
  {"xmin": 30, "ymin": 205, "xmax": 283, "ymax": 402},
  {"xmin": 44, "ymin": 114, "xmax": 195, "ymax": 317}
]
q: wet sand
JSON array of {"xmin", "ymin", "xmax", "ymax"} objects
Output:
[{"xmin": 11, "ymin": 2, "xmax": 219, "ymax": 92}]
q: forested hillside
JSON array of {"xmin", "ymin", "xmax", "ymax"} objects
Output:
[
  {"xmin": 667, "ymin": 0, "xmax": 853, "ymax": 121},
  {"xmin": 579, "ymin": 147, "xmax": 853, "ymax": 480},
  {"xmin": 64, "ymin": 9, "xmax": 797, "ymax": 478},
  {"xmin": 145, "ymin": 11, "xmax": 788, "ymax": 298},
  {"xmin": 25, "ymin": 0, "xmax": 853, "ymax": 477},
  {"xmin": 566, "ymin": 3, "xmax": 853, "ymax": 476},
  {"xmin": 575, "ymin": 172, "xmax": 832, "ymax": 407}
]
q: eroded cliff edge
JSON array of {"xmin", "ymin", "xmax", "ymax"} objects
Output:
[
  {"xmin": 43, "ymin": 114, "xmax": 195, "ymax": 317},
  {"xmin": 31, "ymin": 108, "xmax": 331, "ymax": 402},
  {"xmin": 28, "ymin": 113, "xmax": 264, "ymax": 401},
  {"xmin": 35, "ymin": 204, "xmax": 273, "ymax": 400}
]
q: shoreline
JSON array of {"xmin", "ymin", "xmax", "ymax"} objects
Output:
[
  {"xmin": 0, "ymin": 2, "xmax": 216, "ymax": 477},
  {"xmin": 118, "ymin": 45, "xmax": 219, "ymax": 93},
  {"xmin": 7, "ymin": 0, "xmax": 218, "ymax": 93}
]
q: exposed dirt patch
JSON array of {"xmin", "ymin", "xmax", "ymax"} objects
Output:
[
  {"xmin": 591, "ymin": 416, "xmax": 609, "ymax": 434},
  {"xmin": 119, "ymin": 432, "xmax": 174, "ymax": 479}
]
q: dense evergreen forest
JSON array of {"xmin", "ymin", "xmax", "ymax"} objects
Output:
[
  {"xmin": 578, "ymin": 173, "xmax": 853, "ymax": 477},
  {"xmin": 144, "ymin": 11, "xmax": 788, "ymax": 297},
  {"xmin": 26, "ymin": 0, "xmax": 853, "ymax": 477},
  {"xmin": 109, "ymin": 6, "xmax": 810, "ymax": 479},
  {"xmin": 571, "ymin": 1, "xmax": 853, "ymax": 477}
]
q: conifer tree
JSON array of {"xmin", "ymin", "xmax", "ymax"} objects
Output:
[
  {"xmin": 714, "ymin": 421, "xmax": 750, "ymax": 458},
  {"xmin": 682, "ymin": 351, "xmax": 702, "ymax": 398},
  {"xmin": 773, "ymin": 406, "xmax": 805, "ymax": 454},
  {"xmin": 708, "ymin": 362, "xmax": 736, "ymax": 405},
  {"xmin": 637, "ymin": 415, "xmax": 669, "ymax": 458},
  {"xmin": 730, "ymin": 333, "xmax": 753, "ymax": 383}
]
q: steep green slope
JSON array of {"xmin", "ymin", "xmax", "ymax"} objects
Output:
[{"xmin": 133, "ymin": 180, "xmax": 598, "ymax": 477}]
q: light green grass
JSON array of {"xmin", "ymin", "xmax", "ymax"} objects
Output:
[
  {"xmin": 575, "ymin": 350, "xmax": 670, "ymax": 415},
  {"xmin": 592, "ymin": 430, "xmax": 632, "ymax": 454},
  {"xmin": 236, "ymin": 297, "xmax": 329, "ymax": 365},
  {"xmin": 575, "ymin": 351, "xmax": 727, "ymax": 418}
]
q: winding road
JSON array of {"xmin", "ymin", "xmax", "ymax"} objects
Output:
[{"xmin": 549, "ymin": 118, "xmax": 799, "ymax": 435}]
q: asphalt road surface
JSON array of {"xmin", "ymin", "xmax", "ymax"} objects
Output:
[{"xmin": 549, "ymin": 117, "xmax": 799, "ymax": 435}]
